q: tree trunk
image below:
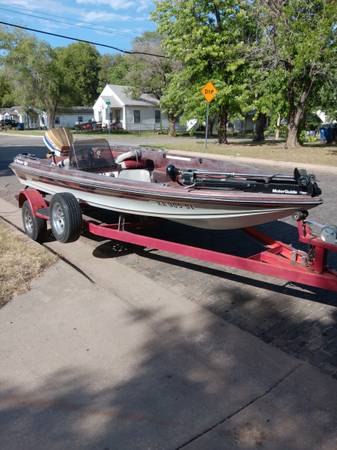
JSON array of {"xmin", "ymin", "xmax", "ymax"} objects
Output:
[
  {"xmin": 208, "ymin": 117, "xmax": 215, "ymax": 137},
  {"xmin": 286, "ymin": 106, "xmax": 304, "ymax": 148},
  {"xmin": 286, "ymin": 74, "xmax": 314, "ymax": 148},
  {"xmin": 218, "ymin": 109, "xmax": 228, "ymax": 144},
  {"xmin": 168, "ymin": 114, "xmax": 176, "ymax": 137},
  {"xmin": 253, "ymin": 113, "xmax": 267, "ymax": 142},
  {"xmin": 275, "ymin": 114, "xmax": 281, "ymax": 140},
  {"xmin": 47, "ymin": 105, "xmax": 57, "ymax": 129},
  {"xmin": 287, "ymin": 122, "xmax": 299, "ymax": 147}
]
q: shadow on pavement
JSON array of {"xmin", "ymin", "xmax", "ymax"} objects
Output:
[
  {"xmin": 0, "ymin": 303, "xmax": 336, "ymax": 450},
  {"xmin": 90, "ymin": 219, "xmax": 337, "ymax": 380},
  {"xmin": 91, "ymin": 218, "xmax": 335, "ymax": 301}
]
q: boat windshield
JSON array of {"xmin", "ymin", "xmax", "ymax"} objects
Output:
[{"xmin": 70, "ymin": 139, "xmax": 115, "ymax": 171}]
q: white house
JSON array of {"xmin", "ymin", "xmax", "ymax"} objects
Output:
[
  {"xmin": 316, "ymin": 110, "xmax": 336, "ymax": 124},
  {"xmin": 93, "ymin": 85, "xmax": 168, "ymax": 131},
  {"xmin": 52, "ymin": 107, "xmax": 94, "ymax": 128},
  {"xmin": 0, "ymin": 106, "xmax": 41, "ymax": 128},
  {"xmin": 0, "ymin": 106, "xmax": 94, "ymax": 129}
]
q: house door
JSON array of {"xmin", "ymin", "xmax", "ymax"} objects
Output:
[{"xmin": 114, "ymin": 109, "xmax": 122, "ymax": 122}]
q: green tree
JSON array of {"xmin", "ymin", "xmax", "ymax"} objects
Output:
[
  {"xmin": 124, "ymin": 31, "xmax": 180, "ymax": 134},
  {"xmin": 253, "ymin": 0, "xmax": 337, "ymax": 147},
  {"xmin": 159, "ymin": 71, "xmax": 188, "ymax": 135},
  {"xmin": 153, "ymin": 0, "xmax": 250, "ymax": 143},
  {"xmin": 126, "ymin": 32, "xmax": 172, "ymax": 98},
  {"xmin": 0, "ymin": 70, "xmax": 15, "ymax": 107},
  {"xmin": 57, "ymin": 42, "xmax": 100, "ymax": 105},
  {"xmin": 98, "ymin": 54, "xmax": 130, "ymax": 90},
  {"xmin": 98, "ymin": 32, "xmax": 179, "ymax": 135},
  {"xmin": 0, "ymin": 27, "xmax": 17, "ymax": 107},
  {"xmin": 98, "ymin": 32, "xmax": 183, "ymax": 134},
  {"xmin": 314, "ymin": 64, "xmax": 337, "ymax": 123},
  {"xmin": 1, "ymin": 30, "xmax": 103, "ymax": 125},
  {"xmin": 1, "ymin": 30, "xmax": 64, "ymax": 127}
]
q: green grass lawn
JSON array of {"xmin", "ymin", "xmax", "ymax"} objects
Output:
[{"xmin": 149, "ymin": 139, "xmax": 337, "ymax": 166}]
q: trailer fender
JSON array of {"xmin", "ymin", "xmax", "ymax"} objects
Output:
[{"xmin": 18, "ymin": 189, "xmax": 48, "ymax": 216}]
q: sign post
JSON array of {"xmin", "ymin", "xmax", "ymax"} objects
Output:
[
  {"xmin": 105, "ymin": 100, "xmax": 111, "ymax": 137},
  {"xmin": 200, "ymin": 82, "xmax": 218, "ymax": 149},
  {"xmin": 205, "ymin": 102, "xmax": 210, "ymax": 149}
]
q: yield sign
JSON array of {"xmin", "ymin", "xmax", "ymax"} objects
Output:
[{"xmin": 201, "ymin": 82, "xmax": 218, "ymax": 103}]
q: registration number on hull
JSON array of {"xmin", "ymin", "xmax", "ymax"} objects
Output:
[{"xmin": 157, "ymin": 201, "xmax": 195, "ymax": 210}]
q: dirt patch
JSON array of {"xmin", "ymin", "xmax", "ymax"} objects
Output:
[{"xmin": 0, "ymin": 220, "xmax": 57, "ymax": 307}]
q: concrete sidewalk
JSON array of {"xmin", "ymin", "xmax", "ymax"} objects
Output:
[{"xmin": 0, "ymin": 197, "xmax": 337, "ymax": 449}]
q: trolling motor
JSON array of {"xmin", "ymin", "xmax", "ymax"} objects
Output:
[
  {"xmin": 166, "ymin": 164, "xmax": 322, "ymax": 197},
  {"xmin": 293, "ymin": 168, "xmax": 321, "ymax": 197}
]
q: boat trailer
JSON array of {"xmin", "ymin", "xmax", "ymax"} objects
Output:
[{"xmin": 18, "ymin": 188, "xmax": 337, "ymax": 293}]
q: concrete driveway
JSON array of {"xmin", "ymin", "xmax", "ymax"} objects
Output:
[{"xmin": 1, "ymin": 134, "xmax": 337, "ymax": 449}]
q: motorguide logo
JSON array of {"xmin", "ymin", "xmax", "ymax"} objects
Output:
[{"xmin": 272, "ymin": 188, "xmax": 301, "ymax": 195}]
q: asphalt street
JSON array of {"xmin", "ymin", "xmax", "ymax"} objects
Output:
[{"xmin": 1, "ymin": 134, "xmax": 337, "ymax": 381}]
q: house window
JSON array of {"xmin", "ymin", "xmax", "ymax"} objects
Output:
[
  {"xmin": 155, "ymin": 110, "xmax": 161, "ymax": 123},
  {"xmin": 55, "ymin": 117, "xmax": 60, "ymax": 125},
  {"xmin": 133, "ymin": 110, "xmax": 141, "ymax": 124},
  {"xmin": 78, "ymin": 116, "xmax": 83, "ymax": 123}
]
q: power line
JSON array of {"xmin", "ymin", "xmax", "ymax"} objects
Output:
[
  {"xmin": 0, "ymin": 20, "xmax": 166, "ymax": 58},
  {"xmin": 0, "ymin": 5, "xmax": 132, "ymax": 38}
]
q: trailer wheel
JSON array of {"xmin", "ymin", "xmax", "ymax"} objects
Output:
[
  {"xmin": 22, "ymin": 200, "xmax": 47, "ymax": 242},
  {"xmin": 50, "ymin": 193, "xmax": 82, "ymax": 243}
]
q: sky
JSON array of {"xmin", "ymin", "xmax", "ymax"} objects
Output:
[{"xmin": 0, "ymin": 0, "xmax": 156, "ymax": 54}]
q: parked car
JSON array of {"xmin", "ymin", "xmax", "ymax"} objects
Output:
[
  {"xmin": 74, "ymin": 120, "xmax": 102, "ymax": 131},
  {"xmin": 0, "ymin": 118, "xmax": 19, "ymax": 129},
  {"xmin": 102, "ymin": 121, "xmax": 123, "ymax": 130}
]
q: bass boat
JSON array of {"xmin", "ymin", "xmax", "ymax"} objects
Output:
[{"xmin": 10, "ymin": 128, "xmax": 323, "ymax": 230}]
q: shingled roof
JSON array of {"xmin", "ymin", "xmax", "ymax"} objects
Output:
[{"xmin": 106, "ymin": 85, "xmax": 159, "ymax": 107}]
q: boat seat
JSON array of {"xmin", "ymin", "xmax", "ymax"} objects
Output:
[
  {"xmin": 115, "ymin": 148, "xmax": 142, "ymax": 164},
  {"xmin": 118, "ymin": 169, "xmax": 151, "ymax": 182},
  {"xmin": 118, "ymin": 160, "xmax": 147, "ymax": 170}
]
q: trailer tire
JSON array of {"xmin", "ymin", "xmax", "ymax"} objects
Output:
[
  {"xmin": 22, "ymin": 200, "xmax": 47, "ymax": 242},
  {"xmin": 50, "ymin": 193, "xmax": 82, "ymax": 243}
]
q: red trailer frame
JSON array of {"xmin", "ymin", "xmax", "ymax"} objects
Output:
[{"xmin": 18, "ymin": 188, "xmax": 337, "ymax": 293}]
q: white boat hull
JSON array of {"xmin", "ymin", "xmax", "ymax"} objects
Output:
[{"xmin": 17, "ymin": 176, "xmax": 302, "ymax": 230}]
